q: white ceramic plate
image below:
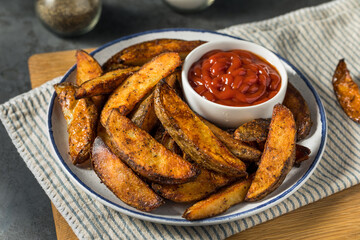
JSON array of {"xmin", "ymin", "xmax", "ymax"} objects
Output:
[{"xmin": 48, "ymin": 29, "xmax": 327, "ymax": 226}]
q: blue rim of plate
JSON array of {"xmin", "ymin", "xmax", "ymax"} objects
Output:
[{"xmin": 48, "ymin": 28, "xmax": 327, "ymax": 225}]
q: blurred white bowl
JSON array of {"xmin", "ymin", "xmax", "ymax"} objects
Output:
[{"xmin": 182, "ymin": 40, "xmax": 288, "ymax": 128}]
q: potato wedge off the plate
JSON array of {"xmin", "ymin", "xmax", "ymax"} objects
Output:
[
  {"xmin": 332, "ymin": 59, "xmax": 360, "ymax": 123},
  {"xmin": 100, "ymin": 52, "xmax": 181, "ymax": 125},
  {"xmin": 53, "ymin": 82, "xmax": 98, "ymax": 164},
  {"xmin": 246, "ymin": 104, "xmax": 296, "ymax": 201},
  {"xmin": 105, "ymin": 109, "xmax": 199, "ymax": 184},
  {"xmin": 154, "ymin": 81, "xmax": 248, "ymax": 177},
  {"xmin": 92, "ymin": 137, "xmax": 164, "ymax": 212}
]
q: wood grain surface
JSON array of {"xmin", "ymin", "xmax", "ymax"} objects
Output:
[{"xmin": 28, "ymin": 49, "xmax": 360, "ymax": 240}]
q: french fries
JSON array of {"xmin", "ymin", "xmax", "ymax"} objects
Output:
[
  {"xmin": 55, "ymin": 39, "xmax": 315, "ymax": 219},
  {"xmin": 92, "ymin": 137, "xmax": 164, "ymax": 212},
  {"xmin": 154, "ymin": 81, "xmax": 248, "ymax": 177},
  {"xmin": 103, "ymin": 39, "xmax": 205, "ymax": 69},
  {"xmin": 75, "ymin": 66, "xmax": 140, "ymax": 99},
  {"xmin": 283, "ymin": 82, "xmax": 313, "ymax": 140},
  {"xmin": 54, "ymin": 82, "xmax": 98, "ymax": 164},
  {"xmin": 332, "ymin": 59, "xmax": 360, "ymax": 123},
  {"xmin": 246, "ymin": 104, "xmax": 296, "ymax": 201},
  {"xmin": 100, "ymin": 52, "xmax": 181, "ymax": 126},
  {"xmin": 105, "ymin": 109, "xmax": 199, "ymax": 184},
  {"xmin": 183, "ymin": 177, "xmax": 252, "ymax": 220}
]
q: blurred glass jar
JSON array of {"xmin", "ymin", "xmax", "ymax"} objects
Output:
[
  {"xmin": 35, "ymin": 0, "xmax": 102, "ymax": 37},
  {"xmin": 163, "ymin": 0, "xmax": 214, "ymax": 12}
]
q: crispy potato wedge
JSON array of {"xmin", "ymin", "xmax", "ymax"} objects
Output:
[
  {"xmin": 105, "ymin": 109, "xmax": 199, "ymax": 184},
  {"xmin": 103, "ymin": 39, "xmax": 205, "ymax": 68},
  {"xmin": 54, "ymin": 82, "xmax": 98, "ymax": 164},
  {"xmin": 75, "ymin": 67, "xmax": 140, "ymax": 99},
  {"xmin": 152, "ymin": 168, "xmax": 235, "ymax": 203},
  {"xmin": 246, "ymin": 104, "xmax": 296, "ymax": 201},
  {"xmin": 183, "ymin": 177, "xmax": 252, "ymax": 220},
  {"xmin": 130, "ymin": 70, "xmax": 180, "ymax": 132},
  {"xmin": 234, "ymin": 118, "xmax": 270, "ymax": 142},
  {"xmin": 283, "ymin": 82, "xmax": 313, "ymax": 140},
  {"xmin": 199, "ymin": 116, "xmax": 261, "ymax": 162},
  {"xmin": 103, "ymin": 63, "xmax": 133, "ymax": 72},
  {"xmin": 100, "ymin": 52, "xmax": 181, "ymax": 126},
  {"xmin": 75, "ymin": 50, "xmax": 105, "ymax": 109},
  {"xmin": 92, "ymin": 137, "xmax": 164, "ymax": 212},
  {"xmin": 332, "ymin": 59, "xmax": 360, "ymax": 123},
  {"xmin": 295, "ymin": 144, "xmax": 311, "ymax": 166},
  {"xmin": 154, "ymin": 81, "xmax": 247, "ymax": 177}
]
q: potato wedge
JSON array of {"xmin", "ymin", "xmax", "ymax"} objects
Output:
[
  {"xmin": 183, "ymin": 177, "xmax": 252, "ymax": 220},
  {"xmin": 54, "ymin": 82, "xmax": 98, "ymax": 164},
  {"xmin": 152, "ymin": 168, "xmax": 235, "ymax": 203},
  {"xmin": 75, "ymin": 50, "xmax": 105, "ymax": 109},
  {"xmin": 103, "ymin": 39, "xmax": 205, "ymax": 68},
  {"xmin": 199, "ymin": 116, "xmax": 261, "ymax": 162},
  {"xmin": 92, "ymin": 137, "xmax": 164, "ymax": 212},
  {"xmin": 283, "ymin": 82, "xmax": 313, "ymax": 140},
  {"xmin": 234, "ymin": 118, "xmax": 270, "ymax": 142},
  {"xmin": 105, "ymin": 109, "xmax": 199, "ymax": 184},
  {"xmin": 75, "ymin": 67, "xmax": 140, "ymax": 99},
  {"xmin": 154, "ymin": 81, "xmax": 247, "ymax": 177},
  {"xmin": 245, "ymin": 104, "xmax": 296, "ymax": 201},
  {"xmin": 295, "ymin": 144, "xmax": 311, "ymax": 166},
  {"xmin": 100, "ymin": 52, "xmax": 181, "ymax": 126},
  {"xmin": 332, "ymin": 59, "xmax": 360, "ymax": 123},
  {"xmin": 130, "ymin": 70, "xmax": 180, "ymax": 132}
]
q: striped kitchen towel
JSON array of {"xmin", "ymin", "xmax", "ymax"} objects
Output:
[{"xmin": 1, "ymin": 0, "xmax": 360, "ymax": 239}]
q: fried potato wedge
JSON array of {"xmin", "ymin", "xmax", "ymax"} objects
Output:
[
  {"xmin": 105, "ymin": 109, "xmax": 199, "ymax": 184},
  {"xmin": 332, "ymin": 59, "xmax": 360, "ymax": 123},
  {"xmin": 234, "ymin": 118, "xmax": 270, "ymax": 142},
  {"xmin": 100, "ymin": 52, "xmax": 181, "ymax": 126},
  {"xmin": 245, "ymin": 104, "xmax": 296, "ymax": 201},
  {"xmin": 103, "ymin": 39, "xmax": 205, "ymax": 68},
  {"xmin": 92, "ymin": 137, "xmax": 164, "ymax": 212},
  {"xmin": 152, "ymin": 168, "xmax": 235, "ymax": 203},
  {"xmin": 183, "ymin": 177, "xmax": 252, "ymax": 220},
  {"xmin": 283, "ymin": 82, "xmax": 313, "ymax": 140},
  {"xmin": 54, "ymin": 82, "xmax": 98, "ymax": 164},
  {"xmin": 75, "ymin": 67, "xmax": 140, "ymax": 99},
  {"xmin": 75, "ymin": 50, "xmax": 105, "ymax": 109},
  {"xmin": 154, "ymin": 81, "xmax": 247, "ymax": 177},
  {"xmin": 199, "ymin": 116, "xmax": 261, "ymax": 162},
  {"xmin": 130, "ymin": 71, "xmax": 180, "ymax": 132},
  {"xmin": 295, "ymin": 144, "xmax": 311, "ymax": 166}
]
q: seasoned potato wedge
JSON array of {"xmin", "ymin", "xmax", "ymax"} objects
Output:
[
  {"xmin": 246, "ymin": 104, "xmax": 296, "ymax": 201},
  {"xmin": 295, "ymin": 144, "xmax": 311, "ymax": 165},
  {"xmin": 199, "ymin": 116, "xmax": 261, "ymax": 162},
  {"xmin": 234, "ymin": 118, "xmax": 270, "ymax": 142},
  {"xmin": 154, "ymin": 81, "xmax": 247, "ymax": 177},
  {"xmin": 152, "ymin": 168, "xmax": 235, "ymax": 202},
  {"xmin": 75, "ymin": 67, "xmax": 140, "ymax": 99},
  {"xmin": 105, "ymin": 109, "xmax": 199, "ymax": 184},
  {"xmin": 283, "ymin": 82, "xmax": 313, "ymax": 140},
  {"xmin": 75, "ymin": 49, "xmax": 105, "ymax": 109},
  {"xmin": 100, "ymin": 52, "xmax": 181, "ymax": 126},
  {"xmin": 92, "ymin": 137, "xmax": 164, "ymax": 212},
  {"xmin": 183, "ymin": 177, "xmax": 252, "ymax": 220},
  {"xmin": 103, "ymin": 39, "xmax": 205, "ymax": 68},
  {"xmin": 54, "ymin": 82, "xmax": 98, "ymax": 164},
  {"xmin": 332, "ymin": 59, "xmax": 360, "ymax": 123},
  {"xmin": 130, "ymin": 71, "xmax": 180, "ymax": 132}
]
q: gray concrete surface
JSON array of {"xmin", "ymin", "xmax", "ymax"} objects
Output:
[{"xmin": 0, "ymin": 0, "xmax": 330, "ymax": 239}]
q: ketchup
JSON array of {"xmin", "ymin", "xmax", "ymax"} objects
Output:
[{"xmin": 188, "ymin": 49, "xmax": 281, "ymax": 107}]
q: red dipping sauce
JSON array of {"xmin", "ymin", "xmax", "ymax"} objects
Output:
[{"xmin": 188, "ymin": 49, "xmax": 281, "ymax": 107}]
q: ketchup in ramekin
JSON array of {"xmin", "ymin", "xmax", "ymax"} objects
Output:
[{"xmin": 188, "ymin": 49, "xmax": 281, "ymax": 107}]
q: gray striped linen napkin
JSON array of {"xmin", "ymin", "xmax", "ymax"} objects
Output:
[{"xmin": 1, "ymin": 0, "xmax": 360, "ymax": 239}]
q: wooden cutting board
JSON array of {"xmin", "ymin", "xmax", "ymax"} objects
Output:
[{"xmin": 28, "ymin": 49, "xmax": 360, "ymax": 240}]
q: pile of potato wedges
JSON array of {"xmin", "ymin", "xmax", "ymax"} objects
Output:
[{"xmin": 54, "ymin": 39, "xmax": 314, "ymax": 220}]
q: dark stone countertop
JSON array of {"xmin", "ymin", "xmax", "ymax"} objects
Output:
[{"xmin": 0, "ymin": 0, "xmax": 330, "ymax": 239}]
